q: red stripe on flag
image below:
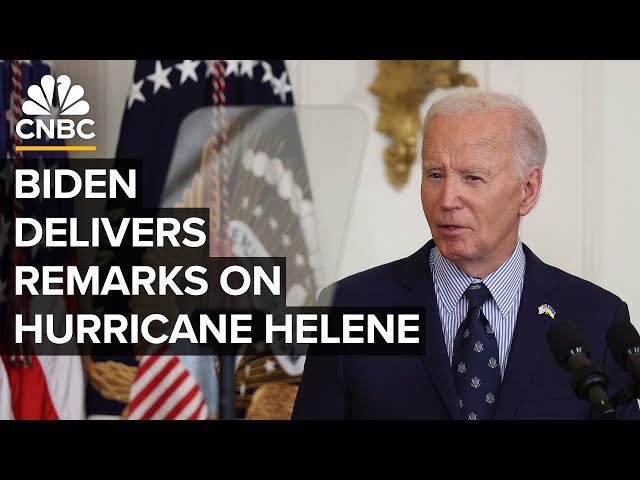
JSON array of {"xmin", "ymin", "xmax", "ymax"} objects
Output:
[
  {"xmin": 128, "ymin": 350, "xmax": 209, "ymax": 420},
  {"xmin": 2, "ymin": 355, "xmax": 58, "ymax": 420},
  {"xmin": 139, "ymin": 369, "xmax": 190, "ymax": 419},
  {"xmin": 164, "ymin": 382, "xmax": 201, "ymax": 420},
  {"xmin": 134, "ymin": 345, "xmax": 169, "ymax": 378},
  {"xmin": 186, "ymin": 397, "xmax": 208, "ymax": 420},
  {"xmin": 128, "ymin": 355, "xmax": 180, "ymax": 413}
]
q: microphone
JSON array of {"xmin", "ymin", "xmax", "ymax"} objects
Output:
[
  {"xmin": 546, "ymin": 320, "xmax": 617, "ymax": 419},
  {"xmin": 606, "ymin": 322, "xmax": 640, "ymax": 399}
]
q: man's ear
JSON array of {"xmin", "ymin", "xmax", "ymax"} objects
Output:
[{"xmin": 519, "ymin": 166, "xmax": 542, "ymax": 217}]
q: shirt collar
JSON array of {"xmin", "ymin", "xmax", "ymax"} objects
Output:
[{"xmin": 432, "ymin": 238, "xmax": 526, "ymax": 317}]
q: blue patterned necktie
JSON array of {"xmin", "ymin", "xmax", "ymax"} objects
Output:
[{"xmin": 452, "ymin": 282, "xmax": 501, "ymax": 420}]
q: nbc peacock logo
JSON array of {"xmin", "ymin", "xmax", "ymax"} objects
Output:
[{"xmin": 16, "ymin": 74, "xmax": 96, "ymax": 151}]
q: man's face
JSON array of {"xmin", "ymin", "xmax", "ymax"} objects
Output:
[{"xmin": 421, "ymin": 110, "xmax": 537, "ymax": 277}]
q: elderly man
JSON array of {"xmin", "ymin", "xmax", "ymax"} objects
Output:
[{"xmin": 292, "ymin": 89, "xmax": 640, "ymax": 420}]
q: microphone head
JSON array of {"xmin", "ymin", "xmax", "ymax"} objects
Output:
[
  {"xmin": 606, "ymin": 322, "xmax": 640, "ymax": 370},
  {"xmin": 546, "ymin": 320, "xmax": 590, "ymax": 369}
]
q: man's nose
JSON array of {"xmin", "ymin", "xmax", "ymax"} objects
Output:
[{"xmin": 439, "ymin": 178, "xmax": 463, "ymax": 210}]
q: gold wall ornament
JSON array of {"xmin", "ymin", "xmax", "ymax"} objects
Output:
[{"xmin": 369, "ymin": 60, "xmax": 477, "ymax": 189}]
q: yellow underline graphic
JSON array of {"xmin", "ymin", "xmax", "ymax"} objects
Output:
[{"xmin": 16, "ymin": 146, "xmax": 97, "ymax": 152}]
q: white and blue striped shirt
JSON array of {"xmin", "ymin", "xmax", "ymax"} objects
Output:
[{"xmin": 429, "ymin": 239, "xmax": 526, "ymax": 378}]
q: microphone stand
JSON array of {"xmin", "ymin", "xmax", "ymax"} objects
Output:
[
  {"xmin": 570, "ymin": 364, "xmax": 617, "ymax": 420},
  {"xmin": 610, "ymin": 389, "xmax": 636, "ymax": 410},
  {"xmin": 610, "ymin": 370, "xmax": 640, "ymax": 411},
  {"xmin": 592, "ymin": 398, "xmax": 617, "ymax": 420}
]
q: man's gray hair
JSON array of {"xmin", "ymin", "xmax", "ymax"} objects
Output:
[{"xmin": 424, "ymin": 89, "xmax": 547, "ymax": 181}]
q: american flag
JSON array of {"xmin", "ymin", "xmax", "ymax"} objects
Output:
[
  {"xmin": 0, "ymin": 60, "xmax": 84, "ymax": 419},
  {"xmin": 88, "ymin": 60, "xmax": 320, "ymax": 419},
  {"xmin": 127, "ymin": 346, "xmax": 209, "ymax": 420}
]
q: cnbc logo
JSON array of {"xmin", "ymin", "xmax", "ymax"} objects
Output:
[{"xmin": 16, "ymin": 74, "xmax": 96, "ymax": 147}]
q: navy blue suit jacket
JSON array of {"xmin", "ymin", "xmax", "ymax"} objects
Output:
[{"xmin": 292, "ymin": 240, "xmax": 640, "ymax": 420}]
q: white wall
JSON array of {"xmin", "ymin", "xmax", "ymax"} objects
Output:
[
  {"xmin": 53, "ymin": 60, "xmax": 134, "ymax": 159},
  {"xmin": 601, "ymin": 61, "xmax": 640, "ymax": 328},
  {"xmin": 293, "ymin": 60, "xmax": 640, "ymax": 332},
  {"xmin": 52, "ymin": 60, "xmax": 640, "ymax": 329}
]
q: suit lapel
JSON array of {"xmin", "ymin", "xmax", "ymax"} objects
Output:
[
  {"xmin": 494, "ymin": 244, "xmax": 556, "ymax": 419},
  {"xmin": 396, "ymin": 240, "xmax": 461, "ymax": 419}
]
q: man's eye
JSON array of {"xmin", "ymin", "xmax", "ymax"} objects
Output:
[
  {"xmin": 468, "ymin": 175, "xmax": 482, "ymax": 181},
  {"xmin": 428, "ymin": 173, "xmax": 442, "ymax": 179}
]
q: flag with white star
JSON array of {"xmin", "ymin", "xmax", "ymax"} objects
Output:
[
  {"xmin": 0, "ymin": 60, "xmax": 84, "ymax": 419},
  {"xmin": 89, "ymin": 60, "xmax": 318, "ymax": 420},
  {"xmin": 117, "ymin": 60, "xmax": 294, "ymax": 209}
]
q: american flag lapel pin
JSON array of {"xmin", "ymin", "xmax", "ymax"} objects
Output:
[{"xmin": 538, "ymin": 304, "xmax": 556, "ymax": 319}]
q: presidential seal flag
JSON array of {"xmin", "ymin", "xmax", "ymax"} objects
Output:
[
  {"xmin": 0, "ymin": 60, "xmax": 84, "ymax": 419},
  {"xmin": 88, "ymin": 60, "xmax": 322, "ymax": 420}
]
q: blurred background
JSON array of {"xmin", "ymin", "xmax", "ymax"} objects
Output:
[
  {"xmin": 4, "ymin": 60, "xmax": 637, "ymax": 420},
  {"xmin": 54, "ymin": 60, "xmax": 640, "ymax": 328}
]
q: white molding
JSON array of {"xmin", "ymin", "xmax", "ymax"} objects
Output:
[
  {"xmin": 581, "ymin": 60, "xmax": 605, "ymax": 283},
  {"xmin": 285, "ymin": 60, "xmax": 305, "ymax": 104},
  {"xmin": 284, "ymin": 60, "xmax": 303, "ymax": 104}
]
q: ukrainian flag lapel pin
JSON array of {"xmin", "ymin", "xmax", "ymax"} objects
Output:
[{"xmin": 538, "ymin": 304, "xmax": 556, "ymax": 319}]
